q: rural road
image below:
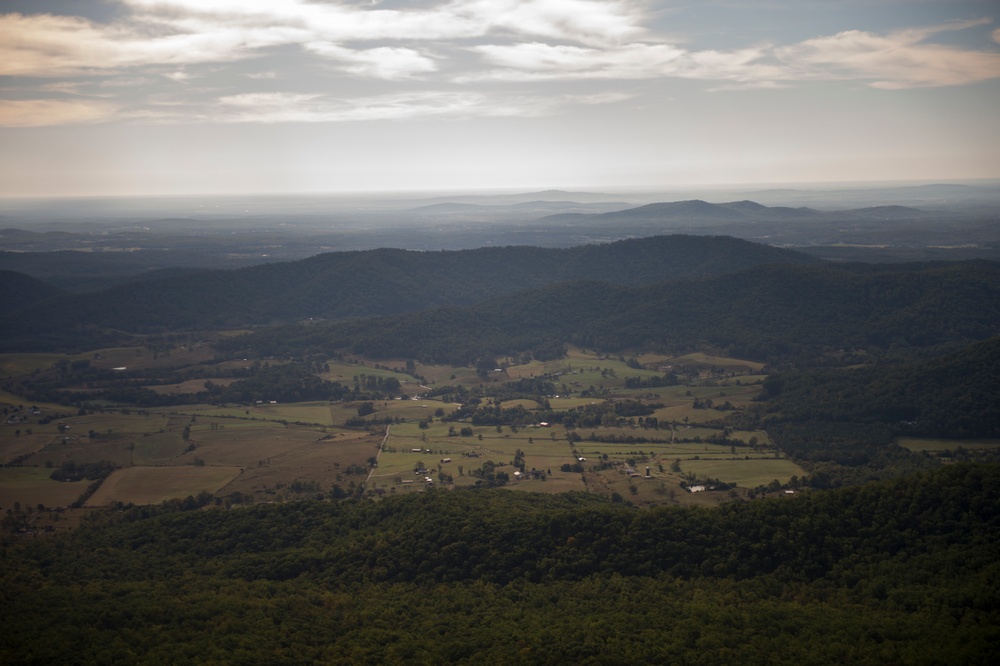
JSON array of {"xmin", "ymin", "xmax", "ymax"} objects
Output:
[{"xmin": 365, "ymin": 424, "xmax": 390, "ymax": 485}]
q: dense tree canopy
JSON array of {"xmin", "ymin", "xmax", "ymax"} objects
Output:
[{"xmin": 1, "ymin": 465, "xmax": 997, "ymax": 663}]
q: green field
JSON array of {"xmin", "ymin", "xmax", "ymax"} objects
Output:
[
  {"xmin": 0, "ymin": 353, "xmax": 64, "ymax": 379},
  {"xmin": 132, "ymin": 432, "xmax": 188, "ymax": 465},
  {"xmin": 680, "ymin": 457, "xmax": 805, "ymax": 488},
  {"xmin": 0, "ymin": 467, "xmax": 90, "ymax": 510}
]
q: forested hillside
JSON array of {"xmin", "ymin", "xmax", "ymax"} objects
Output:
[
  {"xmin": 0, "ymin": 235, "xmax": 817, "ymax": 351},
  {"xmin": 219, "ymin": 260, "xmax": 1000, "ymax": 365},
  {"xmin": 2, "ymin": 465, "xmax": 997, "ymax": 663},
  {"xmin": 761, "ymin": 335, "xmax": 1000, "ymax": 438},
  {"xmin": 0, "ymin": 270, "xmax": 66, "ymax": 315}
]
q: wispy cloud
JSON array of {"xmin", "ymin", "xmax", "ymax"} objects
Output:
[
  {"xmin": 776, "ymin": 19, "xmax": 1000, "ymax": 89},
  {"xmin": 211, "ymin": 89, "xmax": 632, "ymax": 123},
  {"xmin": 0, "ymin": 2, "xmax": 997, "ymax": 128},
  {"xmin": 305, "ymin": 43, "xmax": 439, "ymax": 80},
  {"xmin": 0, "ymin": 99, "xmax": 116, "ymax": 127}
]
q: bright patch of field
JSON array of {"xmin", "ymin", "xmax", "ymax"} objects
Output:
[
  {"xmin": 654, "ymin": 403, "xmax": 727, "ymax": 424},
  {"xmin": 897, "ymin": 437, "xmax": 1000, "ymax": 453},
  {"xmin": 0, "ymin": 433, "xmax": 52, "ymax": 464},
  {"xmin": 132, "ymin": 432, "xmax": 187, "ymax": 465},
  {"xmin": 334, "ymin": 399, "xmax": 455, "ymax": 426},
  {"xmin": 668, "ymin": 352, "xmax": 766, "ymax": 373},
  {"xmin": 86, "ymin": 465, "xmax": 242, "ymax": 506},
  {"xmin": 240, "ymin": 401, "xmax": 335, "ymax": 425},
  {"xmin": 0, "ymin": 467, "xmax": 90, "ymax": 509},
  {"xmin": 636, "ymin": 352, "xmax": 673, "ymax": 366},
  {"xmin": 504, "ymin": 473, "xmax": 587, "ymax": 494},
  {"xmin": 147, "ymin": 378, "xmax": 236, "ymax": 395},
  {"xmin": 548, "ymin": 397, "xmax": 600, "ymax": 410},
  {"xmin": 322, "ymin": 360, "xmax": 416, "ymax": 384},
  {"xmin": 500, "ymin": 399, "xmax": 541, "ymax": 410},
  {"xmin": 175, "ymin": 427, "xmax": 327, "ymax": 467},
  {"xmin": 680, "ymin": 457, "xmax": 805, "ymax": 488},
  {"xmin": 502, "ymin": 360, "xmax": 550, "ymax": 380},
  {"xmin": 556, "ymin": 362, "xmax": 659, "ymax": 390}
]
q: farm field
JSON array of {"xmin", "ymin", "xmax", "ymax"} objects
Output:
[
  {"xmin": 132, "ymin": 432, "xmax": 187, "ymax": 465},
  {"xmin": 0, "ymin": 433, "xmax": 52, "ymax": 464},
  {"xmin": 0, "ymin": 340, "xmax": 799, "ymax": 515},
  {"xmin": 86, "ymin": 465, "xmax": 242, "ymax": 506},
  {"xmin": 668, "ymin": 352, "xmax": 766, "ymax": 373},
  {"xmin": 679, "ymin": 457, "xmax": 805, "ymax": 489},
  {"xmin": 223, "ymin": 431, "xmax": 379, "ymax": 499},
  {"xmin": 0, "ymin": 467, "xmax": 90, "ymax": 509},
  {"xmin": 0, "ymin": 353, "xmax": 66, "ymax": 379}
]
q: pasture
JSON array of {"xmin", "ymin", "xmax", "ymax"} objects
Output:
[
  {"xmin": 680, "ymin": 457, "xmax": 805, "ymax": 488},
  {"xmin": 0, "ymin": 467, "xmax": 89, "ymax": 510},
  {"xmin": 32, "ymin": 435, "xmax": 135, "ymax": 468},
  {"xmin": 219, "ymin": 431, "xmax": 380, "ymax": 499},
  {"xmin": 0, "ymin": 352, "xmax": 65, "ymax": 379},
  {"xmin": 173, "ymin": 426, "xmax": 329, "ymax": 468},
  {"xmin": 667, "ymin": 352, "xmax": 766, "ymax": 373},
  {"xmin": 86, "ymin": 465, "xmax": 242, "ymax": 506},
  {"xmin": 0, "ymin": 433, "xmax": 52, "ymax": 464},
  {"xmin": 132, "ymin": 432, "xmax": 188, "ymax": 465}
]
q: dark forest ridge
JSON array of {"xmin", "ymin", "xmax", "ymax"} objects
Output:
[{"xmin": 0, "ymin": 235, "xmax": 817, "ymax": 350}]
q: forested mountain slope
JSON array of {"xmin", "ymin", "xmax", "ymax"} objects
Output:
[
  {"xmin": 0, "ymin": 235, "xmax": 816, "ymax": 350},
  {"xmin": 0, "ymin": 270, "xmax": 67, "ymax": 315},
  {"xmin": 761, "ymin": 335, "xmax": 1000, "ymax": 438},
  {"xmin": 222, "ymin": 260, "xmax": 1000, "ymax": 365}
]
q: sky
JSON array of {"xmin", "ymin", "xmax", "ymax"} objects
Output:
[{"xmin": 0, "ymin": 0, "xmax": 999, "ymax": 197}]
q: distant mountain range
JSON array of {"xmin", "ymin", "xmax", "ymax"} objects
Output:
[{"xmin": 538, "ymin": 199, "xmax": 928, "ymax": 226}]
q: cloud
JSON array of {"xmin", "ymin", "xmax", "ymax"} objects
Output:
[
  {"xmin": 776, "ymin": 19, "xmax": 1000, "ymax": 88},
  {"xmin": 706, "ymin": 80, "xmax": 791, "ymax": 92},
  {"xmin": 0, "ymin": 12, "xmax": 300, "ymax": 76},
  {"xmin": 0, "ymin": 99, "xmax": 116, "ymax": 127},
  {"xmin": 121, "ymin": 0, "xmax": 644, "ymax": 45},
  {"xmin": 210, "ymin": 89, "xmax": 630, "ymax": 123},
  {"xmin": 468, "ymin": 42, "xmax": 785, "ymax": 83},
  {"xmin": 2, "ymin": 2, "xmax": 998, "ymax": 129},
  {"xmin": 305, "ymin": 43, "xmax": 438, "ymax": 80},
  {"xmin": 0, "ymin": 1, "xmax": 646, "ymax": 79}
]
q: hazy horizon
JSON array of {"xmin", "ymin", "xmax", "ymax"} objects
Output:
[{"xmin": 2, "ymin": 1, "xmax": 999, "ymax": 198}]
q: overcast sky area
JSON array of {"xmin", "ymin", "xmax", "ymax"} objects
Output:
[{"xmin": 1, "ymin": 0, "xmax": 999, "ymax": 197}]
